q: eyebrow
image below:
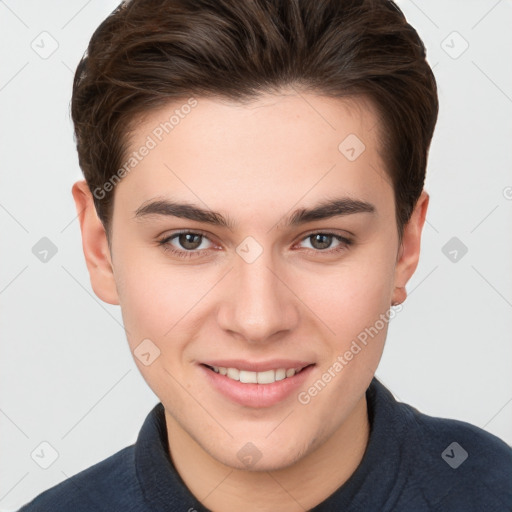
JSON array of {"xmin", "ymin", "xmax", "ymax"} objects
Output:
[{"xmin": 133, "ymin": 196, "xmax": 376, "ymax": 230}]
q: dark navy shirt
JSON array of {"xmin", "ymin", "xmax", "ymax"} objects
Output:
[{"xmin": 18, "ymin": 377, "xmax": 512, "ymax": 511}]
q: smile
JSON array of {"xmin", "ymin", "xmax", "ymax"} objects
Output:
[
  {"xmin": 204, "ymin": 365, "xmax": 307, "ymax": 384},
  {"xmin": 200, "ymin": 361, "xmax": 315, "ymax": 408}
]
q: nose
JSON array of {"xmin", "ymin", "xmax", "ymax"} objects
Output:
[{"xmin": 216, "ymin": 247, "xmax": 299, "ymax": 344}]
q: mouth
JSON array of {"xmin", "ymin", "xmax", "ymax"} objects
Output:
[
  {"xmin": 199, "ymin": 360, "xmax": 316, "ymax": 408},
  {"xmin": 202, "ymin": 363, "xmax": 312, "ymax": 384}
]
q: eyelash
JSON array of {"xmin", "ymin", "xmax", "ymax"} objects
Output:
[{"xmin": 157, "ymin": 229, "xmax": 353, "ymax": 259}]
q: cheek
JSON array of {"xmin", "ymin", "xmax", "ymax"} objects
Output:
[
  {"xmin": 115, "ymin": 264, "xmax": 197, "ymax": 400},
  {"xmin": 300, "ymin": 245, "xmax": 396, "ymax": 383},
  {"xmin": 302, "ymin": 247, "xmax": 395, "ymax": 330},
  {"xmin": 114, "ymin": 252, "xmax": 186, "ymax": 350},
  {"xmin": 114, "ymin": 255, "xmax": 222, "ymax": 369}
]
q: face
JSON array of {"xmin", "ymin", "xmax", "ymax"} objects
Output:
[{"xmin": 74, "ymin": 90, "xmax": 427, "ymax": 471}]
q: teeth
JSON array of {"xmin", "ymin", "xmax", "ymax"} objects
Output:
[
  {"xmin": 210, "ymin": 365, "xmax": 304, "ymax": 384},
  {"xmin": 275, "ymin": 368, "xmax": 286, "ymax": 381},
  {"xmin": 257, "ymin": 370, "xmax": 275, "ymax": 384},
  {"xmin": 239, "ymin": 370, "xmax": 258, "ymax": 384},
  {"xmin": 226, "ymin": 367, "xmax": 240, "ymax": 381}
]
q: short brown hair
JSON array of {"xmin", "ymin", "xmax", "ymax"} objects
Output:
[{"xmin": 71, "ymin": 0, "xmax": 438, "ymax": 244}]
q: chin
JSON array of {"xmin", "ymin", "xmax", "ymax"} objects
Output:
[{"xmin": 207, "ymin": 435, "xmax": 313, "ymax": 472}]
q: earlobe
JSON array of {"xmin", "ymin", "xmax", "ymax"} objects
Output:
[
  {"xmin": 391, "ymin": 190, "xmax": 429, "ymax": 306},
  {"xmin": 71, "ymin": 180, "xmax": 120, "ymax": 305}
]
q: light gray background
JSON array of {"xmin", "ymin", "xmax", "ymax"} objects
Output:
[{"xmin": 1, "ymin": 0, "xmax": 511, "ymax": 510}]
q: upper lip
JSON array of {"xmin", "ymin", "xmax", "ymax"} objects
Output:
[{"xmin": 201, "ymin": 359, "xmax": 314, "ymax": 372}]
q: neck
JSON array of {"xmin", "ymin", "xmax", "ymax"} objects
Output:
[{"xmin": 165, "ymin": 394, "xmax": 370, "ymax": 512}]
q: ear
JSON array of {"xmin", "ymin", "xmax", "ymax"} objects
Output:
[
  {"xmin": 392, "ymin": 189, "xmax": 429, "ymax": 306},
  {"xmin": 71, "ymin": 180, "xmax": 120, "ymax": 305}
]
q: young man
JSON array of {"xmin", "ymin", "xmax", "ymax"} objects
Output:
[{"xmin": 19, "ymin": 0, "xmax": 512, "ymax": 510}]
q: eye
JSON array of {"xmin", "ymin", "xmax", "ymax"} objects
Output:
[
  {"xmin": 297, "ymin": 232, "xmax": 353, "ymax": 254},
  {"xmin": 157, "ymin": 230, "xmax": 353, "ymax": 260},
  {"xmin": 157, "ymin": 230, "xmax": 214, "ymax": 259}
]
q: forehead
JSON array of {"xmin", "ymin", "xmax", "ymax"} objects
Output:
[{"xmin": 114, "ymin": 91, "xmax": 393, "ymax": 224}]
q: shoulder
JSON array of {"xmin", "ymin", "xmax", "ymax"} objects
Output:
[
  {"xmin": 17, "ymin": 445, "xmax": 144, "ymax": 512},
  {"xmin": 396, "ymin": 399, "xmax": 512, "ymax": 511}
]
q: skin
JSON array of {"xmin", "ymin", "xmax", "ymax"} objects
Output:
[{"xmin": 72, "ymin": 89, "xmax": 428, "ymax": 511}]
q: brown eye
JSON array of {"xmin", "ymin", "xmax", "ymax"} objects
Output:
[
  {"xmin": 157, "ymin": 230, "xmax": 214, "ymax": 259},
  {"xmin": 309, "ymin": 233, "xmax": 334, "ymax": 250},
  {"xmin": 177, "ymin": 233, "xmax": 203, "ymax": 250},
  {"xmin": 298, "ymin": 232, "xmax": 353, "ymax": 255}
]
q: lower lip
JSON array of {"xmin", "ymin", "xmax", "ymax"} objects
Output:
[{"xmin": 200, "ymin": 364, "xmax": 315, "ymax": 408}]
